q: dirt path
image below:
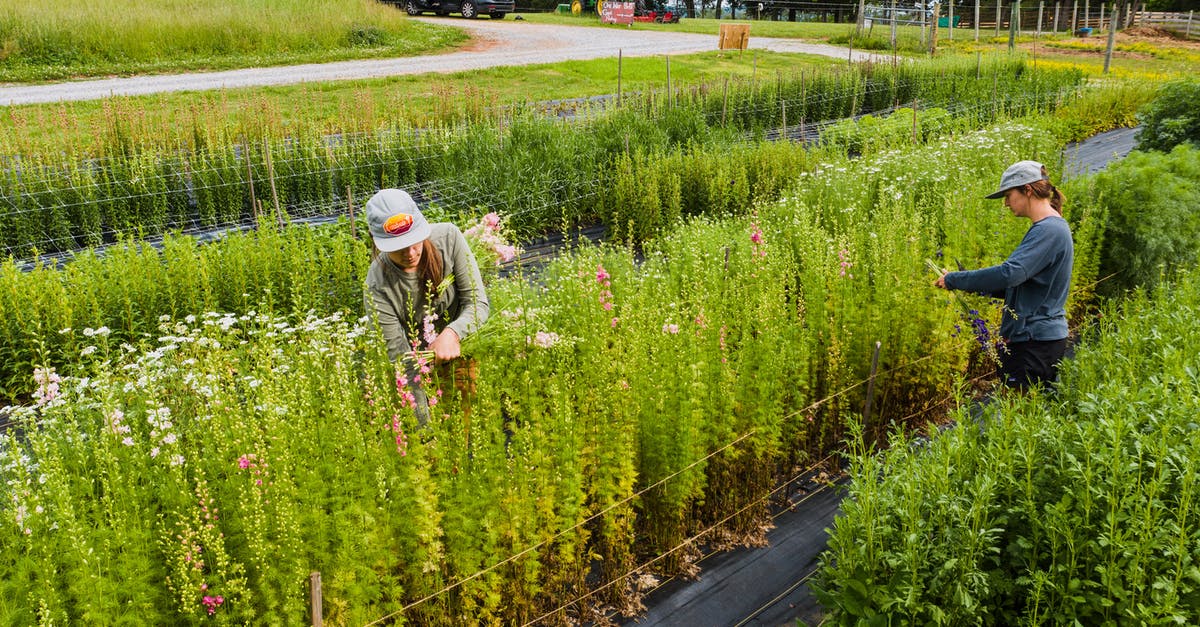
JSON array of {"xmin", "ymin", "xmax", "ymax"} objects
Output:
[{"xmin": 0, "ymin": 20, "xmax": 882, "ymax": 107}]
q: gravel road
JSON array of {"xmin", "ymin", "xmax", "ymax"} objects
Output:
[{"xmin": 0, "ymin": 19, "xmax": 882, "ymax": 106}]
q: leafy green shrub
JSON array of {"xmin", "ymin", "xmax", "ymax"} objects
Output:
[
  {"xmin": 815, "ymin": 268, "xmax": 1200, "ymax": 624},
  {"xmin": 1084, "ymin": 144, "xmax": 1200, "ymax": 297},
  {"xmin": 1135, "ymin": 78, "xmax": 1200, "ymax": 152}
]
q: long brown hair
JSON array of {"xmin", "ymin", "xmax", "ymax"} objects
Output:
[
  {"xmin": 1027, "ymin": 165, "xmax": 1066, "ymax": 214},
  {"xmin": 417, "ymin": 238, "xmax": 444, "ymax": 291}
]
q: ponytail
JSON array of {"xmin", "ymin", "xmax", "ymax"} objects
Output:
[{"xmin": 1029, "ymin": 165, "xmax": 1065, "ymax": 214}]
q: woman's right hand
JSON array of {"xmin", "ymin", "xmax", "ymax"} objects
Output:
[{"xmin": 429, "ymin": 328, "xmax": 462, "ymax": 362}]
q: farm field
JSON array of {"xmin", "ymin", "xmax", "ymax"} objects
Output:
[{"xmin": 3, "ymin": 3, "xmax": 1200, "ymax": 622}]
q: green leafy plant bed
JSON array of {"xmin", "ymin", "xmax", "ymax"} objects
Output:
[
  {"xmin": 0, "ymin": 58, "xmax": 1086, "ymax": 259},
  {"xmin": 0, "ymin": 117, "xmax": 1112, "ymax": 622},
  {"xmin": 816, "ymin": 268, "xmax": 1200, "ymax": 623}
]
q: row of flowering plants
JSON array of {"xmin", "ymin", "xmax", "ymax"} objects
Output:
[
  {"xmin": 0, "ymin": 58, "xmax": 1086, "ymax": 258},
  {"xmin": 0, "ymin": 114, "xmax": 1110, "ymax": 623},
  {"xmin": 815, "ymin": 267, "xmax": 1200, "ymax": 623}
]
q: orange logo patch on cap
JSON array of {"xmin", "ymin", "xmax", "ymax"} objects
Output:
[{"xmin": 383, "ymin": 213, "xmax": 414, "ymax": 236}]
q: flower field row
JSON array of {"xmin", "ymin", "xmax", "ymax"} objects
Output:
[
  {"xmin": 0, "ymin": 116, "xmax": 1107, "ymax": 623},
  {"xmin": 0, "ymin": 59, "xmax": 1085, "ymax": 258},
  {"xmin": 816, "ymin": 266, "xmax": 1200, "ymax": 623}
]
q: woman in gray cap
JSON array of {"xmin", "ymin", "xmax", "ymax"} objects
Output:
[
  {"xmin": 935, "ymin": 161, "xmax": 1073, "ymax": 390},
  {"xmin": 364, "ymin": 188, "xmax": 490, "ymax": 425}
]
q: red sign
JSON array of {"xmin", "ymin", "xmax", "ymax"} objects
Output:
[{"xmin": 601, "ymin": 1, "xmax": 635, "ymax": 24}]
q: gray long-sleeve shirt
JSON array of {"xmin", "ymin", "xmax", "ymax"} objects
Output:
[
  {"xmin": 944, "ymin": 216, "xmax": 1073, "ymax": 343},
  {"xmin": 364, "ymin": 223, "xmax": 490, "ymax": 362}
]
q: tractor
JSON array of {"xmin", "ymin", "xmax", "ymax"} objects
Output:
[{"xmin": 570, "ymin": 0, "xmax": 602, "ymax": 15}]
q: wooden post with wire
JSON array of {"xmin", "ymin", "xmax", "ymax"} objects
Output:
[
  {"xmin": 665, "ymin": 55, "xmax": 672, "ymax": 108},
  {"xmin": 310, "ymin": 571, "xmax": 323, "ymax": 627},
  {"xmin": 863, "ymin": 341, "xmax": 882, "ymax": 441},
  {"xmin": 346, "ymin": 187, "xmax": 357, "ymax": 240},
  {"xmin": 245, "ymin": 143, "xmax": 257, "ymax": 224},
  {"xmin": 264, "ymin": 138, "xmax": 283, "ymax": 230},
  {"xmin": 617, "ymin": 49, "xmax": 623, "ymax": 103},
  {"xmin": 721, "ymin": 77, "xmax": 729, "ymax": 126}
]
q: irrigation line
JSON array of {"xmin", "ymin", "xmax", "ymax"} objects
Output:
[
  {"xmin": 360, "ymin": 429, "xmax": 759, "ymax": 627},
  {"xmin": 622, "ymin": 451, "xmax": 841, "ymax": 605},
  {"xmin": 730, "ymin": 564, "xmax": 823, "ymax": 627}
]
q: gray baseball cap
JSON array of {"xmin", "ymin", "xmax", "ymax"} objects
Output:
[
  {"xmin": 366, "ymin": 189, "xmax": 431, "ymax": 253},
  {"xmin": 985, "ymin": 160, "xmax": 1048, "ymax": 199}
]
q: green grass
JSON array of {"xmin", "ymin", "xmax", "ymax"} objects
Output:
[
  {"xmin": 0, "ymin": 0, "xmax": 466, "ymax": 82},
  {"xmin": 0, "ymin": 50, "xmax": 839, "ymax": 156}
]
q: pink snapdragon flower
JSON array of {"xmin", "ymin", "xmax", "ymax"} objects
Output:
[
  {"xmin": 422, "ymin": 313, "xmax": 439, "ymax": 346},
  {"xmin": 201, "ymin": 595, "xmax": 225, "ymax": 615},
  {"xmin": 33, "ymin": 367, "xmax": 61, "ymax": 406}
]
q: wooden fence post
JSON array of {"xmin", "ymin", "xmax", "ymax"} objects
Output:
[
  {"xmin": 975, "ymin": 0, "xmax": 981, "ymax": 40},
  {"xmin": 310, "ymin": 571, "xmax": 323, "ymax": 627},
  {"xmin": 1188, "ymin": 10, "xmax": 1194, "ymax": 37},
  {"xmin": 1037, "ymin": 0, "xmax": 1044, "ymax": 36},
  {"xmin": 1099, "ymin": 2, "xmax": 1105, "ymax": 31},
  {"xmin": 891, "ymin": 0, "xmax": 898, "ymax": 49},
  {"xmin": 948, "ymin": 0, "xmax": 955, "ymax": 39},
  {"xmin": 1084, "ymin": 0, "xmax": 1089, "ymax": 28},
  {"xmin": 930, "ymin": 2, "xmax": 941, "ymax": 53},
  {"xmin": 996, "ymin": 0, "xmax": 1003, "ymax": 37},
  {"xmin": 1071, "ymin": 0, "xmax": 1078, "ymax": 34},
  {"xmin": 1053, "ymin": 1, "xmax": 1060, "ymax": 33}
]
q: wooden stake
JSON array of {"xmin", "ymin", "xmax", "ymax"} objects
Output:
[
  {"xmin": 310, "ymin": 571, "xmax": 323, "ymax": 627},
  {"xmin": 665, "ymin": 55, "xmax": 672, "ymax": 107},
  {"xmin": 722, "ymin": 77, "xmax": 729, "ymax": 126},
  {"xmin": 863, "ymin": 341, "xmax": 882, "ymax": 431},
  {"xmin": 245, "ymin": 144, "xmax": 256, "ymax": 220},
  {"xmin": 346, "ymin": 187, "xmax": 357, "ymax": 240},
  {"xmin": 617, "ymin": 49, "xmax": 623, "ymax": 104},
  {"xmin": 263, "ymin": 138, "xmax": 283, "ymax": 230}
]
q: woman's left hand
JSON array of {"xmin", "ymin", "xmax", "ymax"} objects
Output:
[{"xmin": 430, "ymin": 328, "xmax": 462, "ymax": 362}]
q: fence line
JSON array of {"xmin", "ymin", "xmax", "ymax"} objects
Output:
[{"xmin": 3, "ymin": 78, "xmax": 1080, "ymax": 262}]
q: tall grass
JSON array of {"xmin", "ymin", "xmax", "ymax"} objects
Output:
[{"xmin": 0, "ymin": 0, "xmax": 463, "ymax": 81}]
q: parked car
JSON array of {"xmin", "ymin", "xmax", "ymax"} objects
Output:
[{"xmin": 400, "ymin": 0, "xmax": 513, "ymax": 19}]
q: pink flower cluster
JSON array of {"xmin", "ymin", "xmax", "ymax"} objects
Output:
[
  {"xmin": 201, "ymin": 594, "xmax": 225, "ymax": 615},
  {"xmin": 749, "ymin": 223, "xmax": 768, "ymax": 259},
  {"xmin": 662, "ymin": 323, "xmax": 679, "ymax": 335},
  {"xmin": 838, "ymin": 248, "xmax": 854, "ymax": 279},
  {"xmin": 237, "ymin": 454, "xmax": 265, "ymax": 486},
  {"xmin": 528, "ymin": 331, "xmax": 560, "ymax": 349},
  {"xmin": 396, "ymin": 351, "xmax": 440, "ymax": 409},
  {"xmin": 422, "ymin": 312, "xmax": 439, "ymax": 346},
  {"xmin": 465, "ymin": 212, "xmax": 518, "ymax": 263},
  {"xmin": 32, "ymin": 367, "xmax": 61, "ymax": 406},
  {"xmin": 596, "ymin": 264, "xmax": 619, "ymax": 327}
]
